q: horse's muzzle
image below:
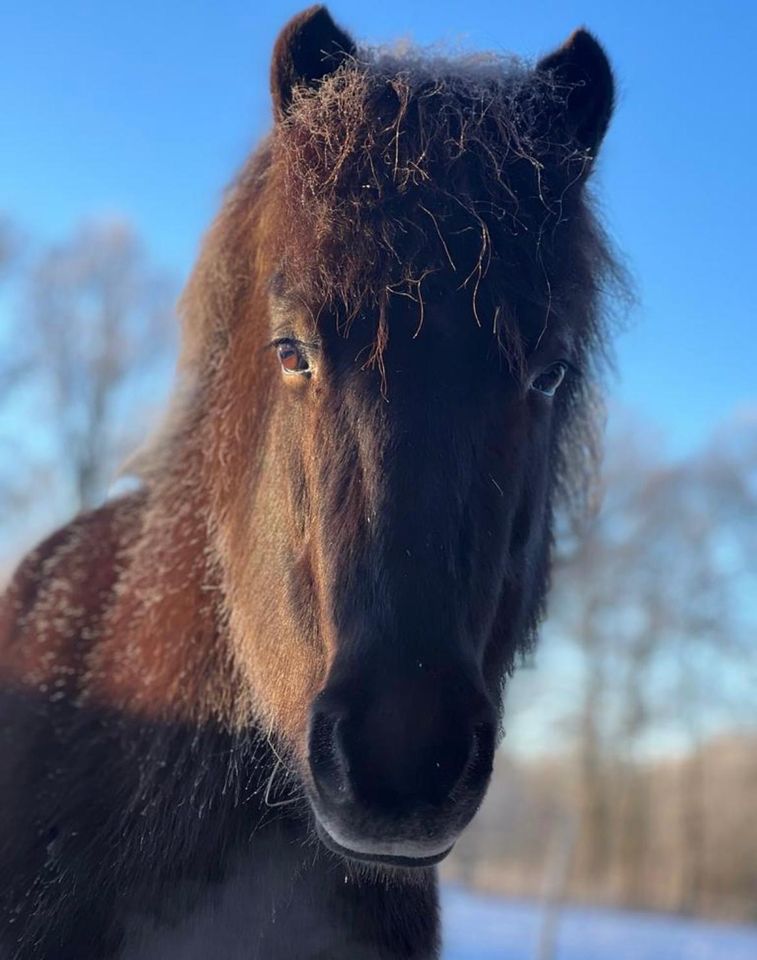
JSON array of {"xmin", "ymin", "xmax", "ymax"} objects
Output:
[{"xmin": 306, "ymin": 679, "xmax": 496, "ymax": 866}]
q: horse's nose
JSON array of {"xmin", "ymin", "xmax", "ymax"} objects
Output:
[
  {"xmin": 308, "ymin": 703, "xmax": 353, "ymax": 806},
  {"xmin": 308, "ymin": 684, "xmax": 496, "ymax": 816}
]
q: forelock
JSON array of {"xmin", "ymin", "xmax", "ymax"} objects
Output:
[{"xmin": 269, "ymin": 47, "xmax": 588, "ymax": 318}]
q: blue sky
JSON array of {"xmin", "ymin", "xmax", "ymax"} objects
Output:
[{"xmin": 2, "ymin": 0, "xmax": 756, "ymax": 454}]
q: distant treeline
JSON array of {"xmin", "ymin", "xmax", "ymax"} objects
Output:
[{"xmin": 446, "ymin": 732, "xmax": 757, "ymax": 924}]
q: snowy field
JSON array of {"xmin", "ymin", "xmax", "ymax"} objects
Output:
[{"xmin": 441, "ymin": 885, "xmax": 757, "ymax": 960}]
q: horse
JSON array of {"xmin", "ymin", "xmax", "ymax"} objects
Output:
[{"xmin": 0, "ymin": 7, "xmax": 621, "ymax": 958}]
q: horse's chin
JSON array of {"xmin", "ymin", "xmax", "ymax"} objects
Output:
[{"xmin": 313, "ymin": 817, "xmax": 455, "ymax": 869}]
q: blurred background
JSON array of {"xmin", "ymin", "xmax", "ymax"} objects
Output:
[{"xmin": 1, "ymin": 2, "xmax": 755, "ymax": 958}]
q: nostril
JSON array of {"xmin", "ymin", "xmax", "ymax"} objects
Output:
[
  {"xmin": 457, "ymin": 721, "xmax": 496, "ymax": 795},
  {"xmin": 308, "ymin": 708, "xmax": 352, "ymax": 806}
]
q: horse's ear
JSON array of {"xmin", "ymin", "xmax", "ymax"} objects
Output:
[
  {"xmin": 537, "ymin": 29, "xmax": 614, "ymax": 157},
  {"xmin": 271, "ymin": 5, "xmax": 356, "ymax": 120}
]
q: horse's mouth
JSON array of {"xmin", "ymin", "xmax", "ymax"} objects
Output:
[{"xmin": 314, "ymin": 818, "xmax": 455, "ymax": 868}]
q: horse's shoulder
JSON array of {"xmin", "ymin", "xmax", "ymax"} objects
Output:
[{"xmin": 0, "ymin": 492, "xmax": 146, "ymax": 678}]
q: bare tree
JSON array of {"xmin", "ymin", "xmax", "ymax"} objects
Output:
[
  {"xmin": 24, "ymin": 219, "xmax": 176, "ymax": 510},
  {"xmin": 0, "ymin": 217, "xmax": 14, "ymax": 275},
  {"xmin": 545, "ymin": 413, "xmax": 757, "ymax": 908},
  {"xmin": 0, "ymin": 216, "xmax": 37, "ymax": 530},
  {"xmin": 1, "ymin": 219, "xmax": 176, "ymax": 569}
]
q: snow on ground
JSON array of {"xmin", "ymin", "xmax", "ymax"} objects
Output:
[{"xmin": 441, "ymin": 885, "xmax": 757, "ymax": 960}]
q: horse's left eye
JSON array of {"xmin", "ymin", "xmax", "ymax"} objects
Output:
[
  {"xmin": 531, "ymin": 362, "xmax": 568, "ymax": 398},
  {"xmin": 276, "ymin": 340, "xmax": 309, "ymax": 374}
]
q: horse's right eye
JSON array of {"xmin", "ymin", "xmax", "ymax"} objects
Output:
[
  {"xmin": 276, "ymin": 340, "xmax": 309, "ymax": 374},
  {"xmin": 530, "ymin": 361, "xmax": 568, "ymax": 398}
]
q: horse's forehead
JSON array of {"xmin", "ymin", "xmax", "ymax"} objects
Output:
[
  {"xmin": 271, "ymin": 263, "xmax": 567, "ymax": 365},
  {"xmin": 271, "ymin": 285, "xmax": 571, "ymax": 389}
]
